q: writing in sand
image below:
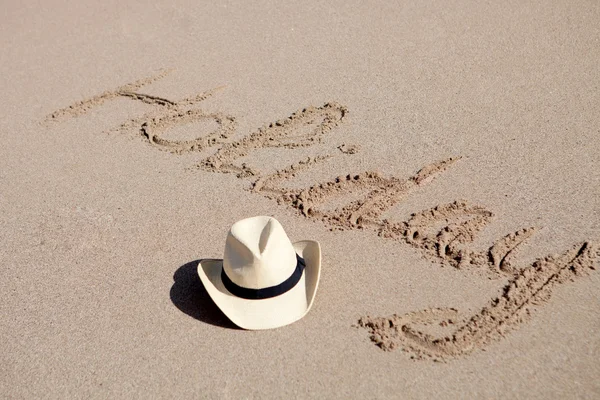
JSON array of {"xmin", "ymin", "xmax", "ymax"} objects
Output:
[{"xmin": 46, "ymin": 69, "xmax": 599, "ymax": 361}]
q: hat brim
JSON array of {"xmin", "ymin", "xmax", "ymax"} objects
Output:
[{"xmin": 197, "ymin": 240, "xmax": 321, "ymax": 330}]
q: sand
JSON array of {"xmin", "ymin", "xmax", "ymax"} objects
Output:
[{"xmin": 1, "ymin": 0, "xmax": 599, "ymax": 398}]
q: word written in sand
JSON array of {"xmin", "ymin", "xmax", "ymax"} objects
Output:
[{"xmin": 46, "ymin": 70, "xmax": 599, "ymax": 361}]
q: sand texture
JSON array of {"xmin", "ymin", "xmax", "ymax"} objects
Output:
[{"xmin": 2, "ymin": 0, "xmax": 599, "ymax": 398}]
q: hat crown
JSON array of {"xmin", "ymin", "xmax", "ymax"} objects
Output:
[{"xmin": 223, "ymin": 216, "xmax": 297, "ymax": 289}]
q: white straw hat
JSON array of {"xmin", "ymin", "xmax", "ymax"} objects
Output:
[{"xmin": 197, "ymin": 216, "xmax": 321, "ymax": 330}]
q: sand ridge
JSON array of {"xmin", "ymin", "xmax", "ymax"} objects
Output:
[
  {"xmin": 46, "ymin": 70, "xmax": 600, "ymax": 361},
  {"xmin": 45, "ymin": 69, "xmax": 233, "ymax": 154},
  {"xmin": 357, "ymin": 242, "xmax": 599, "ymax": 361},
  {"xmin": 45, "ymin": 69, "xmax": 175, "ymax": 122}
]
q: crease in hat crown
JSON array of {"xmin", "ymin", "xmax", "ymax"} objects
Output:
[{"xmin": 223, "ymin": 216, "xmax": 298, "ymax": 290}]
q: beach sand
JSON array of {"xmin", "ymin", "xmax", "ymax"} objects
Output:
[{"xmin": 1, "ymin": 0, "xmax": 599, "ymax": 398}]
